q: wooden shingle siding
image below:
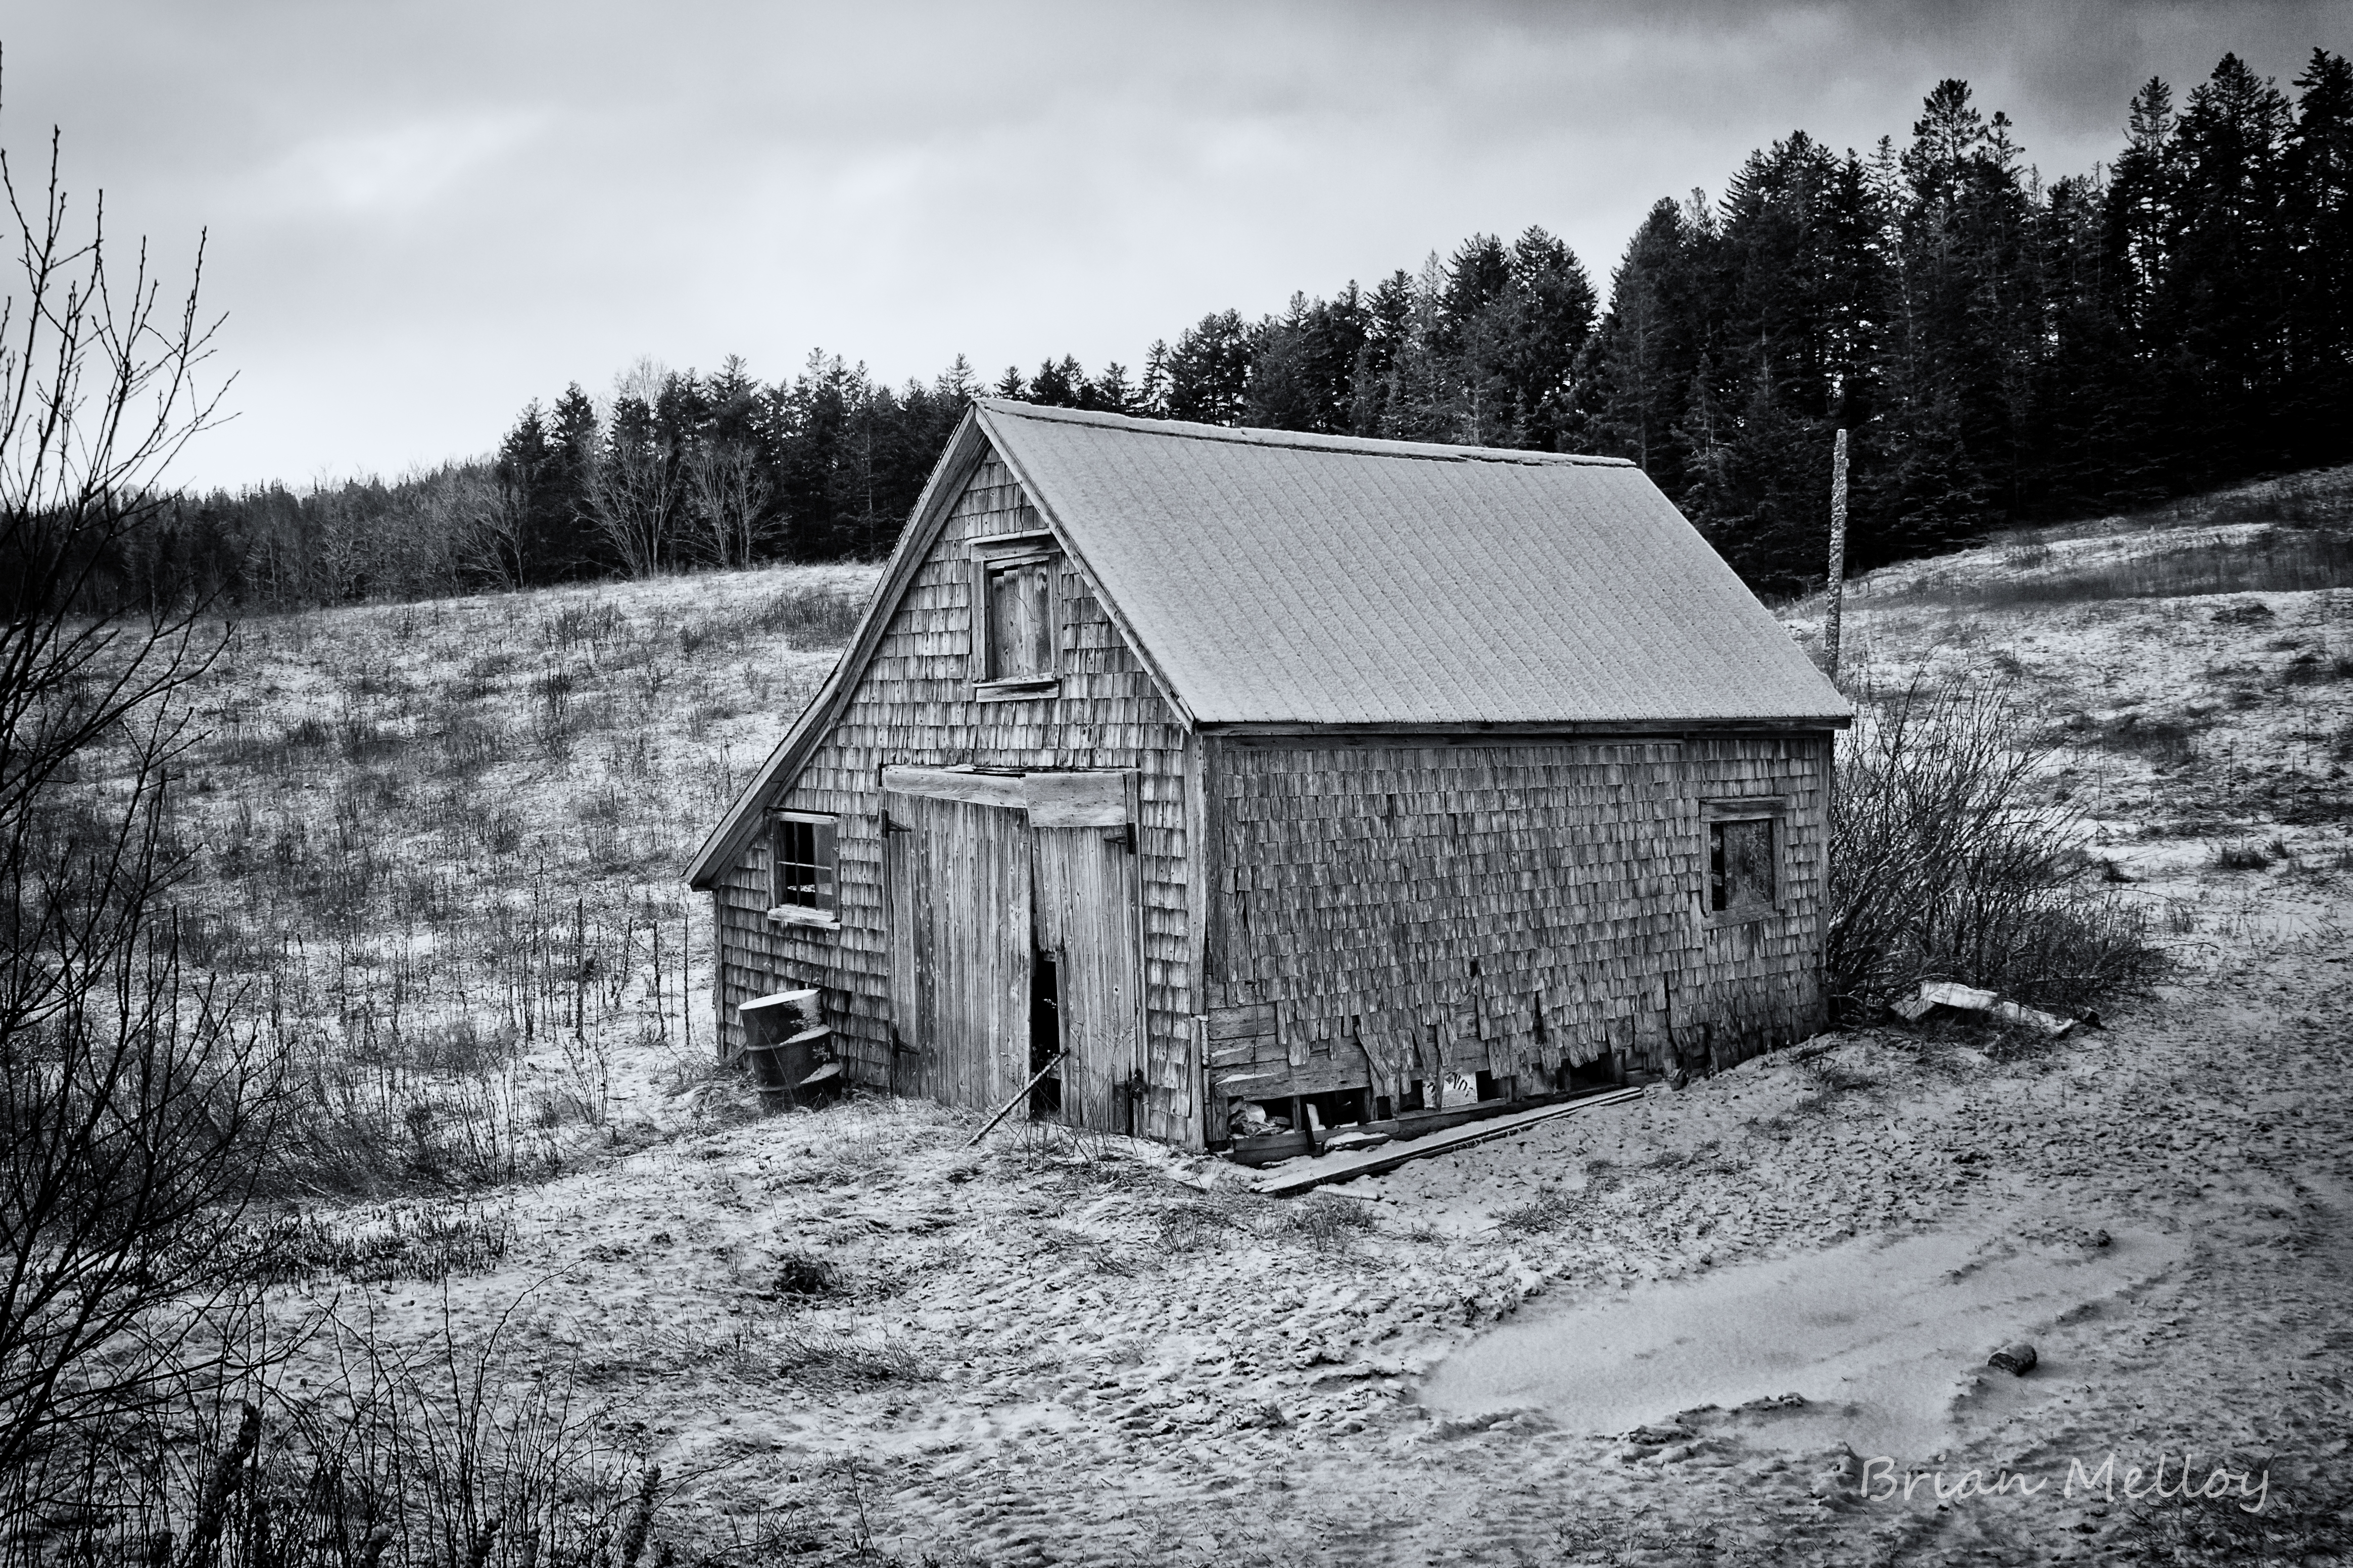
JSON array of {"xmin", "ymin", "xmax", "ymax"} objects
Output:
[
  {"xmin": 710, "ymin": 455, "xmax": 1202, "ymax": 1145},
  {"xmin": 1203, "ymin": 734, "xmax": 1829, "ymax": 1104}
]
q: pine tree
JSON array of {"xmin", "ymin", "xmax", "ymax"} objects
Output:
[
  {"xmin": 1164, "ymin": 310, "xmax": 1253, "ymax": 424},
  {"xmin": 2285, "ymin": 50, "xmax": 2353, "ymax": 461}
]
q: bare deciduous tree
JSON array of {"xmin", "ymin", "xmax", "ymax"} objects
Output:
[
  {"xmin": 684, "ymin": 437, "xmax": 776, "ymax": 568},
  {"xmin": 0, "ymin": 69, "xmax": 282, "ymax": 1487},
  {"xmin": 579, "ymin": 384, "xmax": 683, "ymax": 578}
]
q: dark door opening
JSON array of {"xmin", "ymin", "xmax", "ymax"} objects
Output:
[{"xmin": 1029, "ymin": 949, "xmax": 1062, "ymax": 1117}]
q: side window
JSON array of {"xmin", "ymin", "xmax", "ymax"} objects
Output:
[
  {"xmin": 1703, "ymin": 800, "xmax": 1784, "ymax": 921},
  {"xmin": 770, "ymin": 812, "xmax": 837, "ymax": 917}
]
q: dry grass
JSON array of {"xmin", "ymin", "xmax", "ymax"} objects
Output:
[
  {"xmin": 1256, "ymin": 1193, "xmax": 1379, "ymax": 1250},
  {"xmin": 64, "ymin": 566, "xmax": 875, "ymax": 1196},
  {"xmin": 250, "ymin": 1202, "xmax": 516, "ymax": 1286},
  {"xmin": 770, "ymin": 1328, "xmax": 930, "ymax": 1390}
]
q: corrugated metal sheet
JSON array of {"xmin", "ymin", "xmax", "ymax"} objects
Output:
[{"xmin": 978, "ymin": 400, "xmax": 1848, "ymax": 727}]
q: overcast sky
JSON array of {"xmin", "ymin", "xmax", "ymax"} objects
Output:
[{"xmin": 7, "ymin": 0, "xmax": 2346, "ymax": 491}]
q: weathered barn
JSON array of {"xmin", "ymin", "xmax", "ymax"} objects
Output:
[{"xmin": 684, "ymin": 400, "xmax": 1850, "ymax": 1151}]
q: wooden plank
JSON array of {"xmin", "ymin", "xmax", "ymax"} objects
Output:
[
  {"xmin": 1025, "ymin": 770, "xmax": 1133, "ymax": 827},
  {"xmin": 1252, "ymin": 1086, "xmax": 1647, "ymax": 1197},
  {"xmin": 882, "ymin": 765, "xmax": 1026, "ymax": 810},
  {"xmin": 1205, "ymin": 1003, "xmax": 1276, "ymax": 1036},
  {"xmin": 882, "ymin": 790, "xmax": 928, "ymax": 1101}
]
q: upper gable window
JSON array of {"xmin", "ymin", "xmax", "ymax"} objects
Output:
[{"xmin": 970, "ymin": 532, "xmax": 1060, "ymax": 698}]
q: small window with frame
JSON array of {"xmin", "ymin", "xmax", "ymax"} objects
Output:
[
  {"xmin": 767, "ymin": 811, "xmax": 838, "ymax": 928},
  {"xmin": 1703, "ymin": 799, "xmax": 1785, "ymax": 923},
  {"xmin": 970, "ymin": 532, "xmax": 1059, "ymax": 697}
]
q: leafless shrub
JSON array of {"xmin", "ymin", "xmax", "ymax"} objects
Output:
[
  {"xmin": 4, "ymin": 1305, "xmax": 647, "ymax": 1568},
  {"xmin": 1827, "ymin": 673, "xmax": 2166, "ymax": 1017},
  {"xmin": 0, "ymin": 75, "xmax": 299, "ymax": 1490}
]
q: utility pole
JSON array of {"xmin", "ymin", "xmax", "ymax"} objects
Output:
[{"xmin": 1824, "ymin": 428, "xmax": 1850, "ymax": 679}]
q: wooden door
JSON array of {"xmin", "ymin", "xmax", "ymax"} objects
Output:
[
  {"xmin": 883, "ymin": 789, "xmax": 1032, "ymax": 1111},
  {"xmin": 1033, "ymin": 824, "xmax": 1143, "ymax": 1133}
]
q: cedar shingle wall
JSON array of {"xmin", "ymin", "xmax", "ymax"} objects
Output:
[
  {"xmin": 1205, "ymin": 735, "xmax": 1828, "ymax": 1105},
  {"xmin": 711, "ymin": 455, "xmax": 1200, "ymax": 1143}
]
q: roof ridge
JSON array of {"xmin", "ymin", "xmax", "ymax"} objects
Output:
[{"xmin": 975, "ymin": 398, "xmax": 1635, "ymax": 468}]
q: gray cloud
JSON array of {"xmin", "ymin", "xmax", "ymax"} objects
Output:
[{"xmin": 5, "ymin": 0, "xmax": 2343, "ymax": 487}]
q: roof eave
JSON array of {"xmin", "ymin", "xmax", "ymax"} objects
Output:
[{"xmin": 1193, "ymin": 714, "xmax": 1854, "ymax": 738}]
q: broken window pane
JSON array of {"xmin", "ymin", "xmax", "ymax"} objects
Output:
[{"xmin": 1709, "ymin": 817, "xmax": 1775, "ymax": 917}]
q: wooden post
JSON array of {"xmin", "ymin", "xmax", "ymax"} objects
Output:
[{"xmin": 1824, "ymin": 427, "xmax": 1850, "ymax": 679}]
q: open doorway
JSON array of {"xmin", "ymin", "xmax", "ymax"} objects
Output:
[{"xmin": 1029, "ymin": 949, "xmax": 1063, "ymax": 1117}]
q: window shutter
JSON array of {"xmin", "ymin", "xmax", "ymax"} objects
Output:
[
  {"xmin": 814, "ymin": 819, "xmax": 838, "ymax": 910},
  {"xmin": 969, "ymin": 557, "xmax": 992, "ymax": 684}
]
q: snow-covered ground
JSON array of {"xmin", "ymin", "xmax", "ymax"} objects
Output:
[{"xmin": 141, "ymin": 506, "xmax": 2353, "ymax": 1563}]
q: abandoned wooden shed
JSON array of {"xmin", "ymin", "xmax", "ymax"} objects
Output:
[{"xmin": 684, "ymin": 399, "xmax": 1851, "ymax": 1152}]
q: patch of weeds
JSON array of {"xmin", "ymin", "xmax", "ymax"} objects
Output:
[
  {"xmin": 544, "ymin": 600, "xmax": 625, "ymax": 649},
  {"xmin": 2213, "ymin": 842, "xmax": 2275, "ymax": 870},
  {"xmin": 773, "ymin": 1328, "xmax": 929, "ymax": 1390},
  {"xmin": 1496, "ymin": 1190, "xmax": 1588, "ymax": 1236},
  {"xmin": 1799, "ymin": 1054, "xmax": 1877, "ymax": 1095},
  {"xmin": 1027, "ymin": 1221, "xmax": 1136, "ymax": 1276},
  {"xmin": 1258, "ymin": 1193, "xmax": 1378, "ymax": 1250},
  {"xmin": 2211, "ymin": 598, "xmax": 2277, "ymax": 626},
  {"xmin": 1154, "ymin": 1197, "xmax": 1240, "ymax": 1254},
  {"xmin": 2105, "ymin": 1459, "xmax": 2347, "ymax": 1565},
  {"xmin": 755, "ymin": 584, "xmax": 866, "ymax": 649},
  {"xmin": 249, "ymin": 1202, "xmax": 514, "ymax": 1285},
  {"xmin": 2098, "ymin": 711, "xmax": 2202, "ymax": 766},
  {"xmin": 1506, "ymin": 1161, "xmax": 1638, "ymax": 1232},
  {"xmin": 771, "ymin": 1248, "xmax": 841, "ymax": 1298}
]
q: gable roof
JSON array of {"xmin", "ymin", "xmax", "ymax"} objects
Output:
[
  {"xmin": 982, "ymin": 400, "xmax": 1845, "ymax": 728},
  {"xmin": 686, "ymin": 401, "xmax": 1846, "ymax": 888}
]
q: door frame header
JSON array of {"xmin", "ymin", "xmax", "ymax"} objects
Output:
[{"xmin": 880, "ymin": 765, "xmax": 1133, "ymax": 828}]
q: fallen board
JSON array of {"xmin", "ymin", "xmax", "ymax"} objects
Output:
[{"xmin": 1252, "ymin": 1085, "xmax": 1649, "ymax": 1198}]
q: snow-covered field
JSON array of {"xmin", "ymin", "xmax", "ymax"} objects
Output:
[{"xmin": 144, "ymin": 499, "xmax": 2353, "ymax": 1564}]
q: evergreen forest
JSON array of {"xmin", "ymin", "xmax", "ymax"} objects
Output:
[{"xmin": 134, "ymin": 51, "xmax": 2353, "ymax": 606}]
